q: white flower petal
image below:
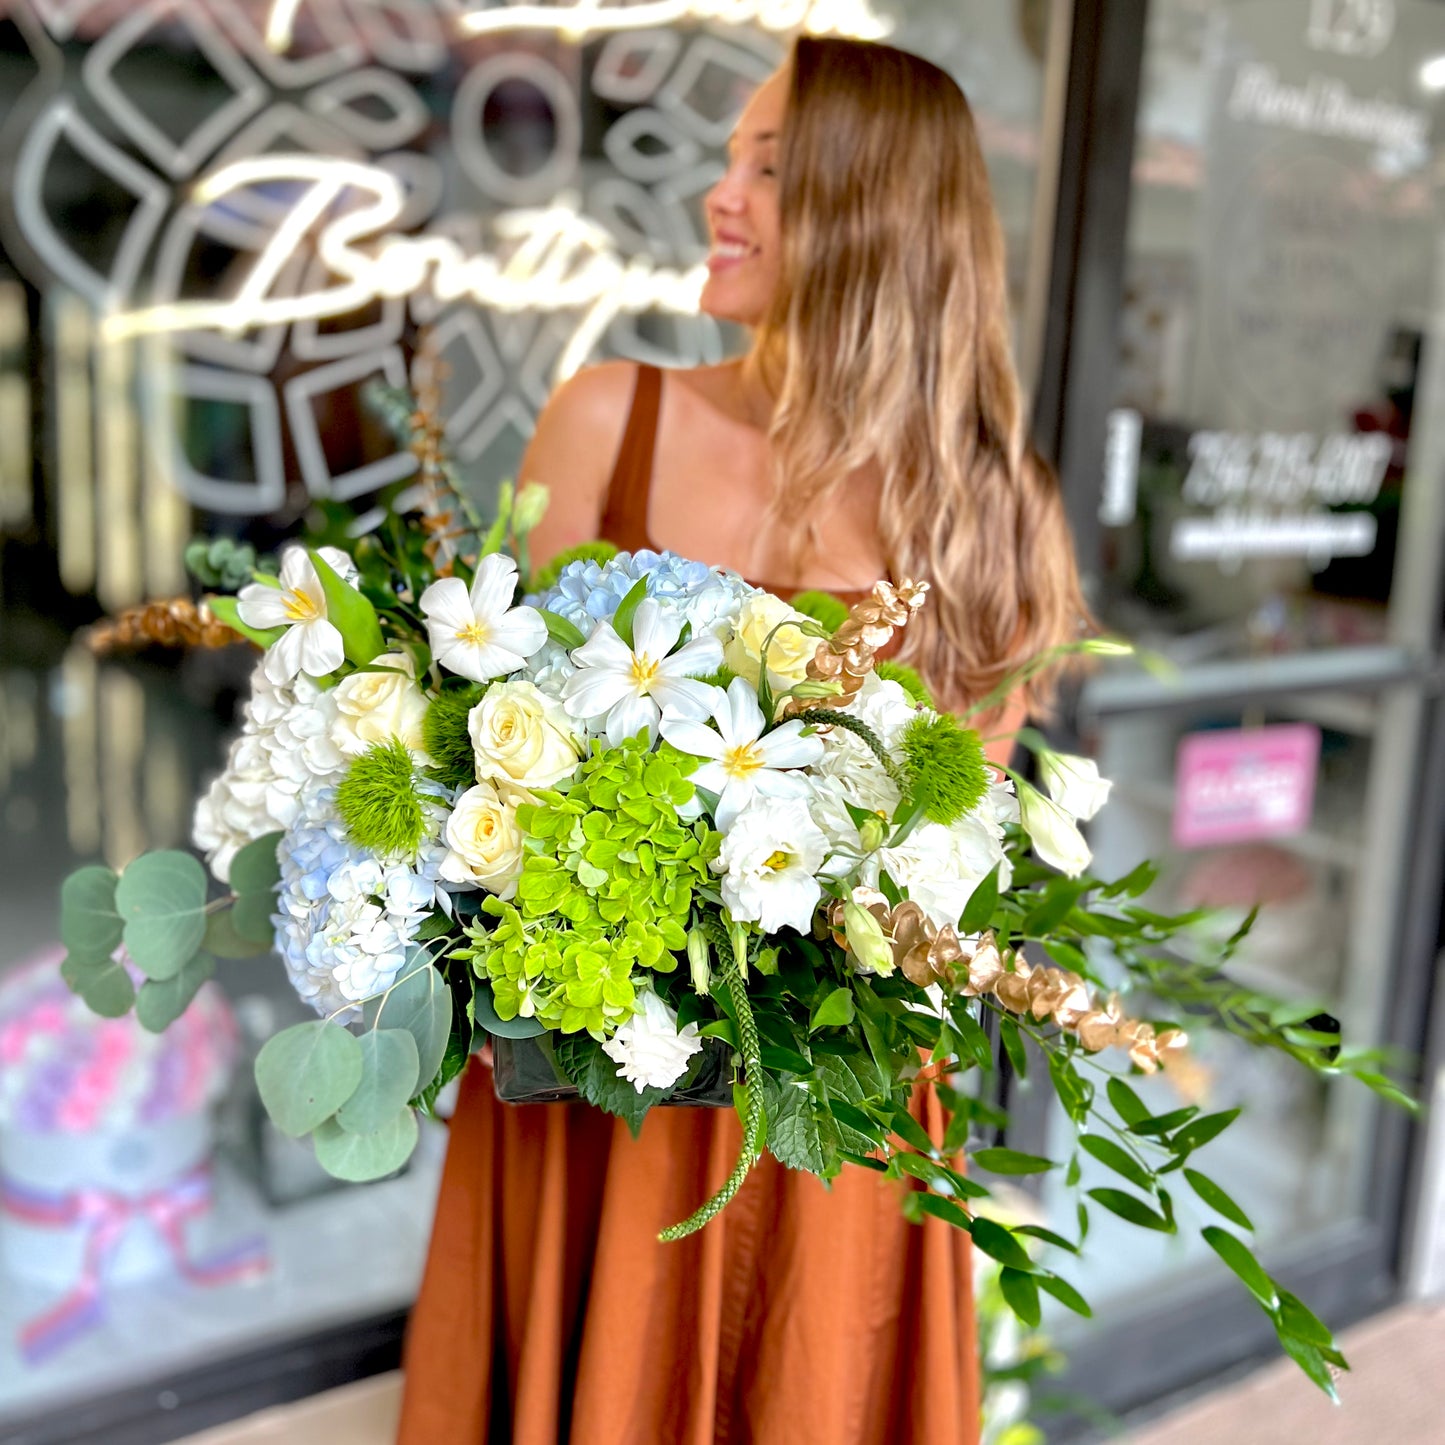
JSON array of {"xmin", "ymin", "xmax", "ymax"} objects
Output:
[
  {"xmin": 277, "ymin": 546, "xmax": 313, "ymax": 591},
  {"xmin": 659, "ymin": 633, "xmax": 725, "ymax": 678},
  {"xmin": 689, "ymin": 760, "xmax": 731, "ymax": 799},
  {"xmin": 605, "ymin": 693, "xmax": 660, "ymax": 748},
  {"xmin": 295, "ymin": 620, "xmax": 345, "ymax": 679},
  {"xmin": 263, "ymin": 624, "xmax": 308, "ymax": 684},
  {"xmin": 469, "ymin": 552, "xmax": 522, "ymax": 621},
  {"xmin": 563, "ymin": 668, "xmax": 636, "ymax": 719},
  {"xmin": 236, "ymin": 584, "xmax": 292, "ymax": 630},
  {"xmin": 631, "ymin": 598, "xmax": 682, "ymax": 661},
  {"xmin": 572, "ymin": 622, "xmax": 635, "ymax": 670},
  {"xmin": 649, "ymin": 675, "xmax": 716, "ymax": 720},
  {"xmin": 659, "ymin": 716, "xmax": 727, "ymax": 760},
  {"xmin": 489, "ymin": 606, "xmax": 548, "ymax": 660},
  {"xmin": 720, "ymin": 676, "xmax": 764, "ymax": 747},
  {"xmin": 419, "ymin": 577, "xmax": 472, "ymax": 629},
  {"xmin": 755, "ymin": 721, "xmax": 824, "ymax": 770}
]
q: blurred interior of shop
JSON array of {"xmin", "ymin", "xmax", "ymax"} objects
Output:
[{"xmin": 1, "ymin": 2, "xmax": 1442, "ymax": 1442}]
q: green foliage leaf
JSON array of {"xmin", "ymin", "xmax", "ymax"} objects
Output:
[
  {"xmin": 1170, "ymin": 1108, "xmax": 1241, "ymax": 1154},
  {"xmin": 1087, "ymin": 1187, "xmax": 1174, "ymax": 1232},
  {"xmin": 1037, "ymin": 1272, "xmax": 1092, "ymax": 1318},
  {"xmin": 611, "ymin": 576, "xmax": 649, "ymax": 650},
  {"xmin": 471, "ymin": 982, "xmax": 548, "ymax": 1038},
  {"xmin": 999, "ymin": 1267, "xmax": 1042, "ymax": 1328},
  {"xmin": 365, "ymin": 957, "xmax": 452, "ymax": 1090},
  {"xmin": 61, "ymin": 951, "xmax": 135, "ymax": 1017},
  {"xmin": 203, "ymin": 906, "xmax": 269, "ymax": 958},
  {"xmin": 338, "ymin": 1029, "xmax": 421, "ymax": 1134},
  {"xmin": 809, "ymin": 987, "xmax": 855, "ymax": 1032},
  {"xmin": 231, "ymin": 890, "xmax": 276, "ymax": 945},
  {"xmin": 230, "ymin": 832, "xmax": 283, "ymax": 895},
  {"xmin": 1184, "ymin": 1168, "xmax": 1254, "ymax": 1230},
  {"xmin": 1106, "ymin": 1075, "xmax": 1151, "ymax": 1127},
  {"xmin": 902, "ymin": 1190, "xmax": 974, "ymax": 1231},
  {"xmin": 1021, "ymin": 879, "xmax": 1089, "ymax": 937},
  {"xmin": 1203, "ymin": 1226, "xmax": 1278, "ymax": 1308},
  {"xmin": 313, "ymin": 1108, "xmax": 419, "ymax": 1181},
  {"xmin": 1015, "ymin": 1224, "xmax": 1079, "ymax": 1254},
  {"xmin": 538, "ymin": 608, "xmax": 587, "ymax": 652},
  {"xmin": 1128, "ymin": 1105, "xmax": 1199, "ymax": 1137},
  {"xmin": 255, "ymin": 1021, "xmax": 364, "ymax": 1138},
  {"xmin": 310, "ymin": 548, "xmax": 384, "ymax": 666},
  {"xmin": 554, "ymin": 1031, "xmax": 667, "ymax": 1138},
  {"xmin": 1276, "ymin": 1333, "xmax": 1340, "ymax": 1403},
  {"xmin": 764, "ymin": 1076, "xmax": 832, "ymax": 1173},
  {"xmin": 1276, "ymin": 1290, "xmax": 1337, "ymax": 1350},
  {"xmin": 1047, "ymin": 1050, "xmax": 1092, "ymax": 1123},
  {"xmin": 204, "ymin": 593, "xmax": 284, "ymax": 649},
  {"xmin": 135, "ymin": 953, "xmax": 215, "ymax": 1032},
  {"xmin": 959, "ymin": 864, "xmax": 1001, "ymax": 935},
  {"xmin": 999, "ymin": 1015, "xmax": 1027, "ymax": 1080},
  {"xmin": 972, "ymin": 1147, "xmax": 1054, "ymax": 1176},
  {"xmin": 970, "ymin": 1216, "xmax": 1036, "ymax": 1271},
  {"xmin": 1079, "ymin": 1134, "xmax": 1153, "ymax": 1192},
  {"xmin": 60, "ymin": 867, "xmax": 123, "ymax": 959},
  {"xmin": 115, "ymin": 851, "xmax": 208, "ymax": 980}
]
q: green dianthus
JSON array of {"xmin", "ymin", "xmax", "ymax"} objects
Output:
[
  {"xmin": 900, "ymin": 712, "xmax": 989, "ymax": 825},
  {"xmin": 335, "ymin": 738, "xmax": 427, "ymax": 857},
  {"xmin": 790, "ymin": 589, "xmax": 849, "ymax": 633},
  {"xmin": 531, "ymin": 540, "xmax": 620, "ymax": 592},
  {"xmin": 876, "ymin": 660, "xmax": 934, "ymax": 708},
  {"xmin": 423, "ymin": 684, "xmax": 484, "ymax": 790}
]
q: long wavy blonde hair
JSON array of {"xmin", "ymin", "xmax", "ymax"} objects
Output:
[{"xmin": 752, "ymin": 37, "xmax": 1089, "ymax": 714}]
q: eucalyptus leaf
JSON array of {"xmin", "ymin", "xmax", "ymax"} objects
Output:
[
  {"xmin": 204, "ymin": 906, "xmax": 269, "ymax": 959},
  {"xmin": 231, "ymin": 890, "xmax": 276, "ymax": 945},
  {"xmin": 471, "ymin": 982, "xmax": 547, "ymax": 1039},
  {"xmin": 229, "ymin": 831, "xmax": 283, "ymax": 896},
  {"xmin": 314, "ymin": 1108, "xmax": 419, "ymax": 1181},
  {"xmin": 115, "ymin": 851, "xmax": 208, "ymax": 980},
  {"xmin": 61, "ymin": 951, "xmax": 136, "ymax": 1018},
  {"xmin": 60, "ymin": 867, "xmax": 123, "ymax": 958},
  {"xmin": 364, "ymin": 955, "xmax": 452, "ymax": 1087},
  {"xmin": 135, "ymin": 953, "xmax": 215, "ymax": 1032},
  {"xmin": 338, "ymin": 1029, "xmax": 421, "ymax": 1134},
  {"xmin": 255, "ymin": 1021, "xmax": 364, "ymax": 1138}
]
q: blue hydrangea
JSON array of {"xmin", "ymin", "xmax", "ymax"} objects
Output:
[
  {"xmin": 531, "ymin": 548, "xmax": 757, "ymax": 641},
  {"xmin": 273, "ymin": 786, "xmax": 449, "ymax": 1019}
]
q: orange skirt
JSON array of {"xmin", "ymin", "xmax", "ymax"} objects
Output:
[{"xmin": 397, "ymin": 1058, "xmax": 980, "ymax": 1445}]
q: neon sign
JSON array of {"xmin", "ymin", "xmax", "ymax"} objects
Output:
[{"xmin": 101, "ymin": 158, "xmax": 707, "ymax": 380}]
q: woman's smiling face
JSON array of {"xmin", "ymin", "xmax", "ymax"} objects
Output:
[{"xmin": 700, "ymin": 69, "xmax": 787, "ymax": 327}]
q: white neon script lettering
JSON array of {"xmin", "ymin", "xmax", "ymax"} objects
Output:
[
  {"xmin": 456, "ymin": 0, "xmax": 892, "ymax": 42},
  {"xmin": 101, "ymin": 158, "xmax": 707, "ymax": 379}
]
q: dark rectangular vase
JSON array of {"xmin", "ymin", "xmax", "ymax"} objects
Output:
[{"xmin": 490, "ymin": 1034, "xmax": 735, "ymax": 1106}]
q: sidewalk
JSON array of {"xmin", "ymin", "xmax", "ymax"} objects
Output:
[{"xmin": 175, "ymin": 1302, "xmax": 1445, "ymax": 1445}]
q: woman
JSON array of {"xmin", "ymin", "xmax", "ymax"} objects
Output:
[{"xmin": 398, "ymin": 36, "xmax": 1085, "ymax": 1445}]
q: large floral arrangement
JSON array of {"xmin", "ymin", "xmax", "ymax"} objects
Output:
[{"xmin": 56, "ymin": 385, "xmax": 1409, "ymax": 1398}]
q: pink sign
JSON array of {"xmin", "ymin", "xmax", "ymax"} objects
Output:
[{"xmin": 1172, "ymin": 724, "xmax": 1321, "ymax": 848}]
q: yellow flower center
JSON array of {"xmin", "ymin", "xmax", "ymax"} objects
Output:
[
  {"xmin": 283, "ymin": 588, "xmax": 321, "ymax": 623},
  {"xmin": 721, "ymin": 742, "xmax": 764, "ymax": 780},
  {"xmin": 630, "ymin": 652, "xmax": 660, "ymax": 692},
  {"xmin": 456, "ymin": 620, "xmax": 491, "ymax": 646},
  {"xmin": 764, "ymin": 849, "xmax": 792, "ymax": 871}
]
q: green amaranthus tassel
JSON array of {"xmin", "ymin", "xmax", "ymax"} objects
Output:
[{"xmin": 659, "ymin": 925, "xmax": 763, "ymax": 1242}]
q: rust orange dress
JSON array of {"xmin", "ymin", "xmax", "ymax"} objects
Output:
[{"xmin": 397, "ymin": 365, "xmax": 981, "ymax": 1445}]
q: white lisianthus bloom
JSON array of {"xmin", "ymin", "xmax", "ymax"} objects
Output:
[
  {"xmin": 724, "ymin": 593, "xmax": 816, "ymax": 690},
  {"xmin": 714, "ymin": 798, "xmax": 827, "ymax": 934},
  {"xmin": 469, "ymin": 680, "xmax": 583, "ymax": 790},
  {"xmin": 872, "ymin": 817, "xmax": 1012, "ymax": 931},
  {"xmin": 420, "ymin": 553, "xmax": 548, "ymax": 683},
  {"xmin": 1017, "ymin": 779, "xmax": 1092, "ymax": 877},
  {"xmin": 660, "ymin": 677, "xmax": 824, "ymax": 830},
  {"xmin": 602, "ymin": 990, "xmax": 704, "ymax": 1093},
  {"xmin": 438, "ymin": 782, "xmax": 526, "ymax": 898},
  {"xmin": 562, "ymin": 599, "xmax": 723, "ymax": 747},
  {"xmin": 236, "ymin": 545, "xmax": 357, "ymax": 685},
  {"xmin": 330, "ymin": 651, "xmax": 430, "ymax": 759},
  {"xmin": 1038, "ymin": 750, "xmax": 1112, "ymax": 821}
]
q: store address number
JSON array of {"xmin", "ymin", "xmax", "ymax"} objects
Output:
[{"xmin": 1182, "ymin": 430, "xmax": 1392, "ymax": 507}]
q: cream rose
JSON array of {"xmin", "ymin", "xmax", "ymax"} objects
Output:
[
  {"xmin": 724, "ymin": 594, "xmax": 816, "ymax": 690},
  {"xmin": 469, "ymin": 680, "xmax": 583, "ymax": 790},
  {"xmin": 439, "ymin": 783, "xmax": 525, "ymax": 897},
  {"xmin": 330, "ymin": 652, "xmax": 430, "ymax": 759}
]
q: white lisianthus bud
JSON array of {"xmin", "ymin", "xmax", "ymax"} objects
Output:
[
  {"xmin": 844, "ymin": 900, "xmax": 895, "ymax": 976},
  {"xmin": 1079, "ymin": 637, "xmax": 1134, "ymax": 656},
  {"xmin": 1037, "ymin": 751, "xmax": 1112, "ymax": 821},
  {"xmin": 857, "ymin": 813, "xmax": 889, "ymax": 853},
  {"xmin": 1017, "ymin": 780, "xmax": 1092, "ymax": 878},
  {"xmin": 513, "ymin": 481, "xmax": 550, "ymax": 535},
  {"xmin": 687, "ymin": 926, "xmax": 712, "ymax": 996}
]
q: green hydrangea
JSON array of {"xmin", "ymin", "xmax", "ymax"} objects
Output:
[{"xmin": 460, "ymin": 737, "xmax": 718, "ymax": 1037}]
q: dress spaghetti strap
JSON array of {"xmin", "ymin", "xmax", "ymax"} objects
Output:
[{"xmin": 597, "ymin": 363, "xmax": 663, "ymax": 553}]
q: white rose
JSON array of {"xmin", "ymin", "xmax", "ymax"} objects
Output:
[
  {"xmin": 724, "ymin": 594, "xmax": 816, "ymax": 690},
  {"xmin": 439, "ymin": 783, "xmax": 525, "ymax": 897},
  {"xmin": 1017, "ymin": 780, "xmax": 1092, "ymax": 877},
  {"xmin": 1038, "ymin": 751, "xmax": 1112, "ymax": 821},
  {"xmin": 469, "ymin": 679, "xmax": 584, "ymax": 790},
  {"xmin": 331, "ymin": 653, "xmax": 430, "ymax": 759},
  {"xmin": 602, "ymin": 990, "xmax": 704, "ymax": 1093},
  {"xmin": 872, "ymin": 817, "xmax": 1012, "ymax": 930}
]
